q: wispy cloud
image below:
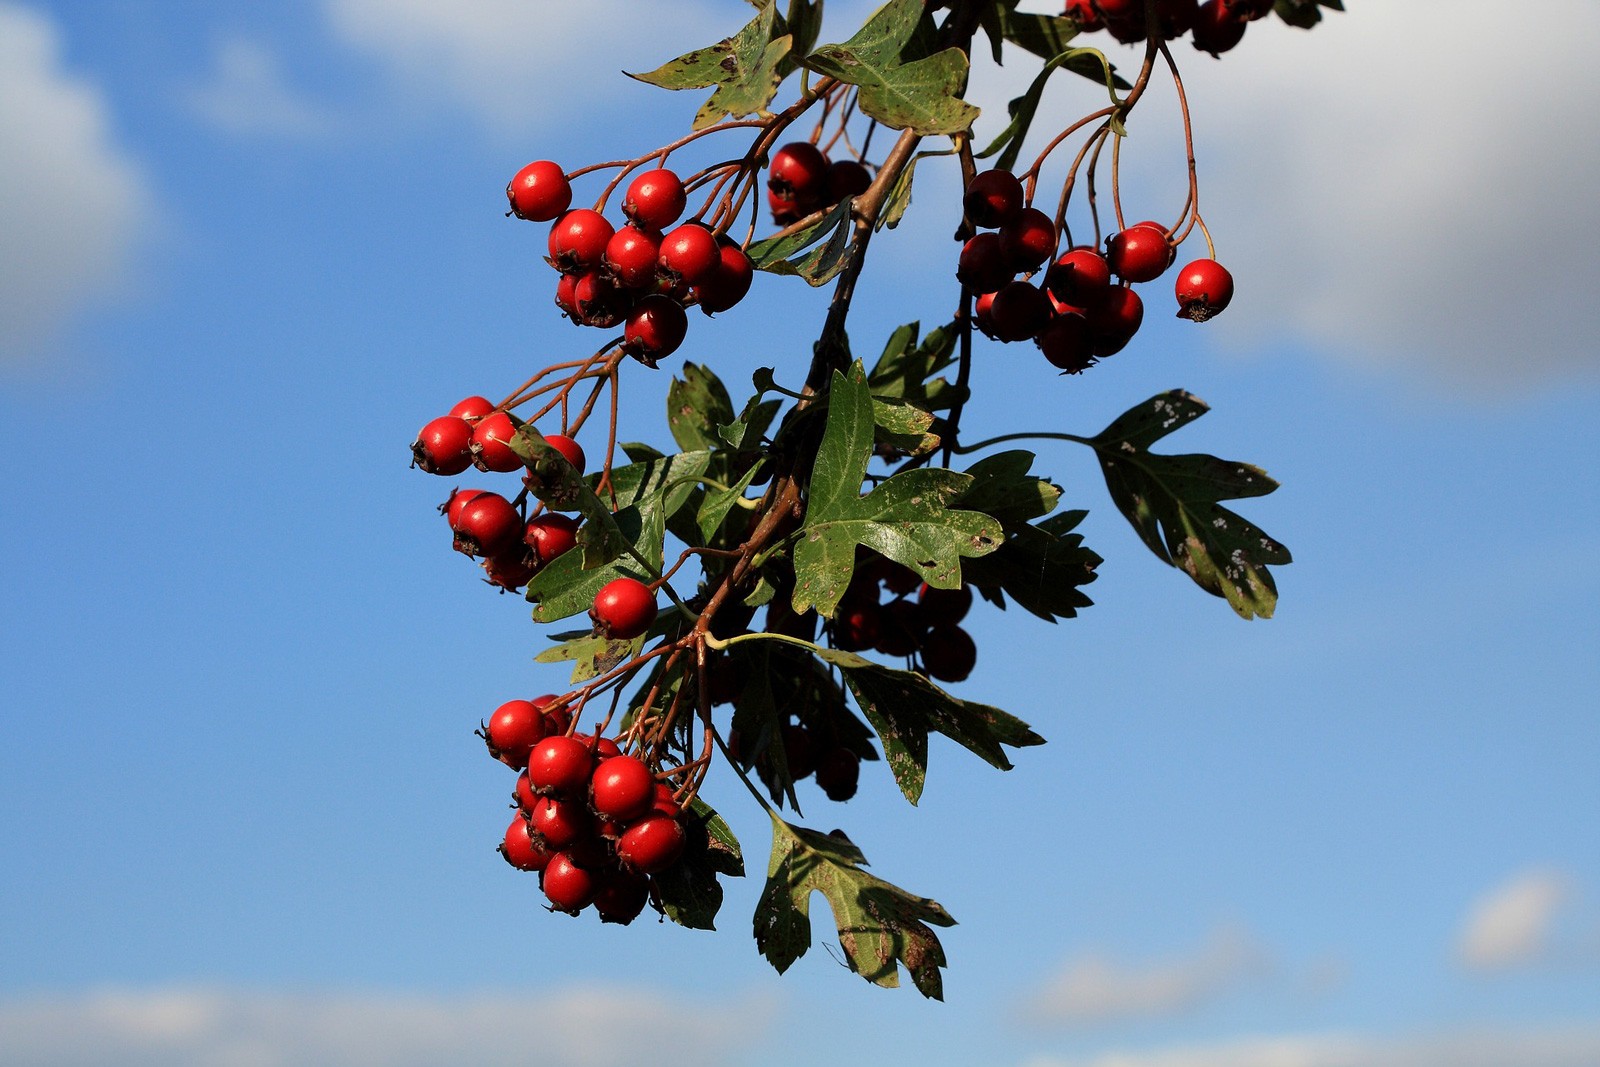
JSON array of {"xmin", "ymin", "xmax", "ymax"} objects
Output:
[
  {"xmin": 1020, "ymin": 1024, "xmax": 1600, "ymax": 1067},
  {"xmin": 0, "ymin": 985, "xmax": 776, "ymax": 1067},
  {"xmin": 186, "ymin": 37, "xmax": 336, "ymax": 138},
  {"xmin": 1456, "ymin": 867, "xmax": 1581, "ymax": 970},
  {"xmin": 0, "ymin": 1, "xmax": 152, "ymax": 364}
]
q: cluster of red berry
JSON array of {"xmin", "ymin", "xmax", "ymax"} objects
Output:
[
  {"xmin": 507, "ymin": 161, "xmax": 755, "ymax": 366},
  {"xmin": 1063, "ymin": 0, "xmax": 1275, "ymax": 56},
  {"xmin": 485, "ymin": 696, "xmax": 686, "ymax": 921},
  {"xmin": 833, "ymin": 555, "xmax": 979, "ymax": 683},
  {"xmin": 765, "ymin": 141, "xmax": 874, "ymax": 225},
  {"xmin": 958, "ymin": 168, "xmax": 1233, "ymax": 373}
]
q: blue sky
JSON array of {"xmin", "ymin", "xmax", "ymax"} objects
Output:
[{"xmin": 1, "ymin": 2, "xmax": 1598, "ymax": 1065}]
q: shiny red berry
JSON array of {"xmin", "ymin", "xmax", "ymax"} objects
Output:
[
  {"xmin": 1046, "ymin": 247, "xmax": 1112, "ymax": 307},
  {"xmin": 1088, "ymin": 285, "xmax": 1144, "ymax": 355},
  {"xmin": 833, "ymin": 602, "xmax": 883, "ymax": 652},
  {"xmin": 917, "ymin": 583, "xmax": 972, "ymax": 626},
  {"xmin": 469, "ymin": 411, "xmax": 522, "ymax": 472},
  {"xmin": 1063, "ymin": 0, "xmax": 1103, "ymax": 31},
  {"xmin": 1192, "ymin": 0, "xmax": 1248, "ymax": 55},
  {"xmin": 547, "ymin": 209, "xmax": 614, "ymax": 274},
  {"xmin": 963, "ymin": 169, "xmax": 1024, "ymax": 229},
  {"xmin": 507, "ymin": 160, "xmax": 571, "ymax": 222},
  {"xmin": 500, "ymin": 815, "xmax": 551, "ymax": 871},
  {"xmin": 957, "ymin": 232, "xmax": 1014, "ymax": 294},
  {"xmin": 450, "ymin": 490, "xmax": 520, "ymax": 557},
  {"xmin": 1174, "ymin": 258, "xmax": 1234, "ymax": 321},
  {"xmin": 527, "ymin": 735, "xmax": 595, "ymax": 796},
  {"xmin": 524, "ymin": 513, "xmax": 578, "ymax": 566},
  {"xmin": 603, "ymin": 226, "xmax": 662, "ymax": 290},
  {"xmin": 411, "ymin": 415, "xmax": 473, "ymax": 475},
  {"xmin": 526, "ymin": 794, "xmax": 593, "ymax": 850},
  {"xmin": 622, "ymin": 168, "xmax": 686, "ymax": 231},
  {"xmin": 1107, "ymin": 224, "xmax": 1171, "ymax": 282},
  {"xmin": 484, "ymin": 698, "xmax": 550, "ymax": 767},
  {"xmin": 541, "ymin": 852, "xmax": 597, "ymax": 912},
  {"xmin": 623, "ymin": 294, "xmax": 689, "ymax": 363},
  {"xmin": 693, "ymin": 238, "xmax": 754, "ymax": 315},
  {"xmin": 590, "ymin": 755, "xmax": 656, "ymax": 823},
  {"xmin": 999, "ymin": 207, "xmax": 1058, "ymax": 272},
  {"xmin": 593, "ymin": 869, "xmax": 650, "ymax": 924},
  {"xmin": 572, "ymin": 271, "xmax": 631, "ymax": 328},
  {"xmin": 617, "ymin": 815, "xmax": 686, "ymax": 875},
  {"xmin": 657, "ymin": 223, "xmax": 720, "ymax": 287},
  {"xmin": 448, "ymin": 395, "xmax": 494, "ymax": 421},
  {"xmin": 591, "ymin": 577, "xmax": 658, "ymax": 639},
  {"xmin": 768, "ymin": 142, "xmax": 830, "ymax": 202},
  {"xmin": 814, "ymin": 747, "xmax": 861, "ymax": 802}
]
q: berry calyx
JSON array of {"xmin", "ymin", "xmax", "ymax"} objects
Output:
[
  {"xmin": 507, "ymin": 160, "xmax": 572, "ymax": 223},
  {"xmin": 1174, "ymin": 258, "xmax": 1234, "ymax": 321},
  {"xmin": 412, "ymin": 415, "xmax": 474, "ymax": 475},
  {"xmin": 591, "ymin": 577, "xmax": 658, "ymax": 639},
  {"xmin": 469, "ymin": 410, "xmax": 522, "ymax": 472},
  {"xmin": 963, "ymin": 169, "xmax": 1024, "ymax": 229},
  {"xmin": 623, "ymin": 294, "xmax": 689, "ymax": 364},
  {"xmin": 616, "ymin": 814, "xmax": 686, "ymax": 875},
  {"xmin": 590, "ymin": 755, "xmax": 656, "ymax": 823},
  {"xmin": 621, "ymin": 168, "xmax": 686, "ymax": 231}
]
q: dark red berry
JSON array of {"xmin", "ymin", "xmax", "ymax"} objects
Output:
[
  {"xmin": 553, "ymin": 272, "xmax": 580, "ymax": 317},
  {"xmin": 591, "ymin": 577, "xmax": 658, "ymax": 639},
  {"xmin": 826, "ymin": 159, "xmax": 873, "ymax": 202},
  {"xmin": 657, "ymin": 223, "xmax": 720, "ymax": 287},
  {"xmin": 616, "ymin": 815, "xmax": 686, "ymax": 875},
  {"xmin": 448, "ymin": 395, "xmax": 495, "ymax": 421},
  {"xmin": 650, "ymin": 782, "xmax": 680, "ymax": 818},
  {"xmin": 574, "ymin": 733, "xmax": 624, "ymax": 761},
  {"xmin": 541, "ymin": 852, "xmax": 597, "ymax": 912},
  {"xmin": 1063, "ymin": 0, "xmax": 1103, "ymax": 31},
  {"xmin": 622, "ymin": 293, "xmax": 689, "ymax": 363},
  {"xmin": 1192, "ymin": 0, "xmax": 1248, "ymax": 55},
  {"xmin": 875, "ymin": 598, "xmax": 926, "ymax": 656},
  {"xmin": 469, "ymin": 410, "xmax": 522, "ymax": 472},
  {"xmin": 603, "ymin": 226, "xmax": 662, "ymax": 290},
  {"xmin": 527, "ymin": 734, "xmax": 595, "ymax": 795},
  {"xmin": 1107, "ymin": 224, "xmax": 1171, "ymax": 282},
  {"xmin": 501, "ymin": 815, "xmax": 551, "ymax": 871},
  {"xmin": 782, "ymin": 722, "xmax": 816, "ymax": 780},
  {"xmin": 547, "ymin": 209, "xmax": 614, "ymax": 274},
  {"xmin": 974, "ymin": 290, "xmax": 999, "ymax": 339},
  {"xmin": 767, "ymin": 187, "xmax": 809, "ymax": 226},
  {"xmin": 622, "ymin": 168, "xmax": 686, "ymax": 231},
  {"xmin": 1158, "ymin": 0, "xmax": 1199, "ymax": 38},
  {"xmin": 768, "ymin": 142, "xmax": 830, "ymax": 202},
  {"xmin": 443, "ymin": 487, "xmax": 489, "ymax": 528},
  {"xmin": 526, "ymin": 794, "xmax": 593, "ymax": 850},
  {"xmin": 988, "ymin": 280, "xmax": 1054, "ymax": 343},
  {"xmin": 693, "ymin": 238, "xmax": 754, "ymax": 314},
  {"xmin": 814, "ymin": 747, "xmax": 861, "ymax": 802},
  {"xmin": 485, "ymin": 698, "xmax": 550, "ymax": 767},
  {"xmin": 1046, "ymin": 247, "xmax": 1113, "ymax": 307},
  {"xmin": 591, "ymin": 755, "xmax": 656, "ymax": 823},
  {"xmin": 507, "ymin": 160, "xmax": 571, "ymax": 222},
  {"xmin": 524, "ymin": 513, "xmax": 578, "ymax": 566},
  {"xmin": 963, "ymin": 169, "xmax": 1024, "ymax": 229},
  {"xmin": 572, "ymin": 271, "xmax": 631, "ymax": 329},
  {"xmin": 833, "ymin": 601, "xmax": 882, "ymax": 652},
  {"xmin": 1174, "ymin": 258, "xmax": 1234, "ymax": 321},
  {"xmin": 1088, "ymin": 285, "xmax": 1144, "ymax": 356},
  {"xmin": 450, "ymin": 491, "xmax": 520, "ymax": 557},
  {"xmin": 593, "ymin": 868, "xmax": 650, "ymax": 924},
  {"xmin": 482, "ymin": 547, "xmax": 536, "ymax": 591},
  {"xmin": 957, "ymin": 232, "xmax": 1014, "ymax": 294},
  {"xmin": 1036, "ymin": 311, "xmax": 1096, "ymax": 373},
  {"xmin": 1220, "ymin": 0, "xmax": 1273, "ymax": 19},
  {"xmin": 999, "ymin": 207, "xmax": 1058, "ymax": 272},
  {"xmin": 922, "ymin": 625, "xmax": 977, "ymax": 682},
  {"xmin": 918, "ymin": 583, "xmax": 973, "ymax": 626},
  {"xmin": 412, "ymin": 415, "xmax": 473, "ymax": 475}
]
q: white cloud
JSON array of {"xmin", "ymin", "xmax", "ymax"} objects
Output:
[
  {"xmin": 968, "ymin": 2, "xmax": 1600, "ymax": 390},
  {"xmin": 0, "ymin": 985, "xmax": 775, "ymax": 1067},
  {"xmin": 1023, "ymin": 925, "xmax": 1275, "ymax": 1027},
  {"xmin": 1457, "ymin": 867, "xmax": 1573, "ymax": 970},
  {"xmin": 186, "ymin": 37, "xmax": 335, "ymax": 138},
  {"xmin": 0, "ymin": 1, "xmax": 151, "ymax": 363},
  {"xmin": 321, "ymin": 0, "xmax": 725, "ymax": 137},
  {"xmin": 1021, "ymin": 1025, "xmax": 1600, "ymax": 1067}
]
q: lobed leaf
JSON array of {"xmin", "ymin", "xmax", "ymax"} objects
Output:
[{"xmin": 655, "ymin": 796, "xmax": 744, "ymax": 930}]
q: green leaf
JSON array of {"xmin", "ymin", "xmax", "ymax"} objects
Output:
[
  {"xmin": 720, "ymin": 393, "xmax": 783, "ymax": 450},
  {"xmin": 802, "ymin": 0, "xmax": 979, "ymax": 135},
  {"xmin": 815, "ymin": 648, "xmax": 1044, "ymax": 804},
  {"xmin": 872, "ymin": 395, "xmax": 939, "ymax": 456},
  {"xmin": 995, "ymin": 8, "xmax": 1081, "ymax": 61},
  {"xmin": 628, "ymin": 3, "xmax": 791, "ymax": 127},
  {"xmin": 952, "ymin": 450, "xmax": 1061, "ymax": 529},
  {"xmin": 755, "ymin": 817, "xmax": 954, "ymax": 998},
  {"xmin": 667, "ymin": 363, "xmax": 736, "ymax": 452},
  {"xmin": 693, "ymin": 35, "xmax": 792, "ymax": 130},
  {"xmin": 654, "ymin": 796, "xmax": 745, "ymax": 930},
  {"xmin": 978, "ymin": 46, "xmax": 1124, "ymax": 171},
  {"xmin": 746, "ymin": 200, "xmax": 855, "ymax": 286},
  {"xmin": 775, "ymin": 0, "xmax": 825, "ymax": 78},
  {"xmin": 961, "ymin": 511, "xmax": 1101, "ymax": 623},
  {"xmin": 867, "ymin": 320, "xmax": 961, "ymax": 410},
  {"xmin": 697, "ymin": 462, "xmax": 763, "ymax": 543},
  {"xmin": 791, "ymin": 365, "xmax": 1001, "ymax": 616},
  {"xmin": 534, "ymin": 631, "xmax": 645, "ymax": 684},
  {"xmin": 1087, "ymin": 391, "xmax": 1291, "ymax": 619},
  {"xmin": 729, "ymin": 645, "xmax": 803, "ymax": 811}
]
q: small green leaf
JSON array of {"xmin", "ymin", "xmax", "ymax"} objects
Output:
[
  {"xmin": 952, "ymin": 450, "xmax": 1061, "ymax": 529},
  {"xmin": 977, "ymin": 46, "xmax": 1124, "ymax": 171},
  {"xmin": 655, "ymin": 797, "xmax": 744, "ymax": 930},
  {"xmin": 960, "ymin": 511, "xmax": 1101, "ymax": 623},
  {"xmin": 720, "ymin": 393, "xmax": 783, "ymax": 450},
  {"xmin": 755, "ymin": 816, "xmax": 955, "ymax": 998},
  {"xmin": 628, "ymin": 3, "xmax": 792, "ymax": 126},
  {"xmin": 867, "ymin": 320, "xmax": 961, "ymax": 409},
  {"xmin": 1087, "ymin": 391, "xmax": 1291, "ymax": 619},
  {"xmin": 697, "ymin": 462, "xmax": 763, "ymax": 543},
  {"xmin": 872, "ymin": 395, "xmax": 939, "ymax": 456},
  {"xmin": 747, "ymin": 200, "xmax": 855, "ymax": 286},
  {"xmin": 815, "ymin": 648, "xmax": 1044, "ymax": 804},
  {"xmin": 668, "ymin": 363, "xmax": 736, "ymax": 452},
  {"xmin": 534, "ymin": 631, "xmax": 644, "ymax": 684}
]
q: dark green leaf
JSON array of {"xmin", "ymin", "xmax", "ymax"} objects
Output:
[
  {"xmin": 755, "ymin": 816, "xmax": 954, "ymax": 998},
  {"xmin": 961, "ymin": 513, "xmax": 1101, "ymax": 623},
  {"xmin": 996, "ymin": 9, "xmax": 1081, "ymax": 61},
  {"xmin": 534, "ymin": 631, "xmax": 645, "ymax": 684},
  {"xmin": 867, "ymin": 320, "xmax": 961, "ymax": 409},
  {"xmin": 730, "ymin": 645, "xmax": 803, "ymax": 811},
  {"xmin": 655, "ymin": 797, "xmax": 744, "ymax": 930},
  {"xmin": 747, "ymin": 200, "xmax": 855, "ymax": 286},
  {"xmin": 667, "ymin": 363, "xmax": 736, "ymax": 451},
  {"xmin": 815, "ymin": 649, "xmax": 1044, "ymax": 804},
  {"xmin": 628, "ymin": 3, "xmax": 791, "ymax": 127},
  {"xmin": 978, "ymin": 46, "xmax": 1124, "ymax": 171},
  {"xmin": 1087, "ymin": 391, "xmax": 1290, "ymax": 619},
  {"xmin": 952, "ymin": 449, "xmax": 1061, "ymax": 529},
  {"xmin": 720, "ymin": 393, "xmax": 783, "ymax": 450},
  {"xmin": 697, "ymin": 462, "xmax": 763, "ymax": 544}
]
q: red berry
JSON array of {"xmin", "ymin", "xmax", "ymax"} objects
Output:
[
  {"xmin": 411, "ymin": 415, "xmax": 473, "ymax": 475},
  {"xmin": 782, "ymin": 722, "xmax": 816, "ymax": 780},
  {"xmin": 693, "ymin": 238, "xmax": 754, "ymax": 315},
  {"xmin": 450, "ymin": 491, "xmax": 520, "ymax": 557},
  {"xmin": 973, "ymin": 290, "xmax": 999, "ymax": 339},
  {"xmin": 443, "ymin": 487, "xmax": 488, "ymax": 528},
  {"xmin": 541, "ymin": 852, "xmax": 597, "ymax": 912},
  {"xmin": 988, "ymin": 280, "xmax": 1054, "ymax": 343},
  {"xmin": 593, "ymin": 868, "xmax": 650, "ymax": 924},
  {"xmin": 501, "ymin": 814, "xmax": 551, "ymax": 871},
  {"xmin": 616, "ymin": 814, "xmax": 686, "ymax": 875},
  {"xmin": 768, "ymin": 142, "xmax": 830, "ymax": 202},
  {"xmin": 917, "ymin": 583, "xmax": 973, "ymax": 626},
  {"xmin": 963, "ymin": 169, "xmax": 1024, "ymax": 229},
  {"xmin": 1192, "ymin": 0, "xmax": 1248, "ymax": 55},
  {"xmin": 1106, "ymin": 224, "xmax": 1171, "ymax": 282},
  {"xmin": 526, "ymin": 794, "xmax": 593, "ymax": 849},
  {"xmin": 469, "ymin": 410, "xmax": 522, "ymax": 472},
  {"xmin": 767, "ymin": 187, "xmax": 810, "ymax": 226},
  {"xmin": 524, "ymin": 513, "xmax": 578, "ymax": 566},
  {"xmin": 527, "ymin": 734, "xmax": 595, "ymax": 795},
  {"xmin": 448, "ymin": 395, "xmax": 494, "ymax": 421},
  {"xmin": 657, "ymin": 223, "xmax": 720, "ymax": 287},
  {"xmin": 572, "ymin": 271, "xmax": 631, "ymax": 329},
  {"xmin": 650, "ymin": 782, "xmax": 680, "ymax": 818},
  {"xmin": 826, "ymin": 159, "xmax": 873, "ymax": 202},
  {"xmin": 591, "ymin": 577, "xmax": 658, "ymax": 639},
  {"xmin": 1063, "ymin": 0, "xmax": 1103, "ymax": 31},
  {"xmin": 1035, "ymin": 311, "xmax": 1096, "ymax": 373},
  {"xmin": 485, "ymin": 698, "xmax": 550, "ymax": 767},
  {"xmin": 874, "ymin": 598, "xmax": 926, "ymax": 657},
  {"xmin": 999, "ymin": 207, "xmax": 1058, "ymax": 272},
  {"xmin": 1088, "ymin": 285, "xmax": 1144, "ymax": 355},
  {"xmin": 603, "ymin": 225, "xmax": 662, "ymax": 290},
  {"xmin": 622, "ymin": 293, "xmax": 689, "ymax": 363},
  {"xmin": 622, "ymin": 168, "xmax": 686, "ymax": 231},
  {"xmin": 1174, "ymin": 258, "xmax": 1234, "ymax": 321},
  {"xmin": 1046, "ymin": 247, "xmax": 1113, "ymax": 307},
  {"xmin": 540, "ymin": 433, "xmax": 585, "ymax": 474},
  {"xmin": 1158, "ymin": 0, "xmax": 1199, "ymax": 38},
  {"xmin": 957, "ymin": 232, "xmax": 1014, "ymax": 294},
  {"xmin": 482, "ymin": 547, "xmax": 536, "ymax": 591},
  {"xmin": 833, "ymin": 602, "xmax": 882, "ymax": 652},
  {"xmin": 590, "ymin": 755, "xmax": 656, "ymax": 822},
  {"xmin": 553, "ymin": 272, "xmax": 580, "ymax": 318},
  {"xmin": 574, "ymin": 733, "xmax": 624, "ymax": 761},
  {"xmin": 814, "ymin": 747, "xmax": 861, "ymax": 802},
  {"xmin": 1221, "ymin": 0, "xmax": 1273, "ymax": 19},
  {"xmin": 922, "ymin": 624, "xmax": 977, "ymax": 682},
  {"xmin": 547, "ymin": 209, "xmax": 614, "ymax": 274},
  {"xmin": 507, "ymin": 160, "xmax": 571, "ymax": 223}
]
